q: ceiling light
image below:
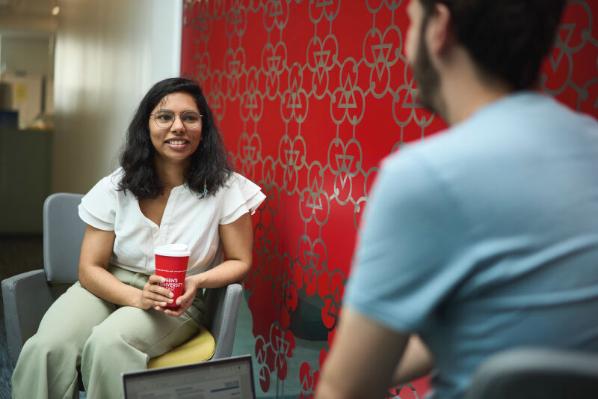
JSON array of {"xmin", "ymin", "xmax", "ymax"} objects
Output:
[{"xmin": 51, "ymin": 6, "xmax": 60, "ymax": 16}]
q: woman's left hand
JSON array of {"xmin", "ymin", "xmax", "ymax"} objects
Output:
[{"xmin": 161, "ymin": 275, "xmax": 200, "ymax": 317}]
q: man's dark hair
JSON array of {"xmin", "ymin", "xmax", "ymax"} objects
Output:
[
  {"xmin": 419, "ymin": 0, "xmax": 567, "ymax": 90},
  {"xmin": 119, "ymin": 77, "xmax": 232, "ymax": 199}
]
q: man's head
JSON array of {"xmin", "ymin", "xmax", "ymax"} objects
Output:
[{"xmin": 405, "ymin": 0, "xmax": 567, "ymax": 114}]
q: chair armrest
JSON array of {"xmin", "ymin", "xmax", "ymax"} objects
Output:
[
  {"xmin": 212, "ymin": 283, "xmax": 243, "ymax": 359},
  {"xmin": 1, "ymin": 269, "xmax": 54, "ymax": 365},
  {"xmin": 466, "ymin": 348, "xmax": 598, "ymax": 399}
]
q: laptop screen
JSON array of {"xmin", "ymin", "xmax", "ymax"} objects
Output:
[{"xmin": 123, "ymin": 355, "xmax": 256, "ymax": 399}]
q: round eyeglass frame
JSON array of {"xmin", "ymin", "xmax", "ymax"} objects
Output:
[{"xmin": 150, "ymin": 111, "xmax": 203, "ymax": 129}]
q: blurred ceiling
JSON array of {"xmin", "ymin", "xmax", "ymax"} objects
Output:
[
  {"xmin": 0, "ymin": 0, "xmax": 58, "ymax": 34},
  {"xmin": 0, "ymin": 0, "xmax": 55, "ymax": 16}
]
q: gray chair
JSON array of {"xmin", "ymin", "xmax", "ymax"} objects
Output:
[
  {"xmin": 2, "ymin": 192, "xmax": 243, "ymax": 367},
  {"xmin": 466, "ymin": 348, "xmax": 598, "ymax": 399}
]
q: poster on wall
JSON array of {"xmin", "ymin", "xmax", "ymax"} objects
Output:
[{"xmin": 0, "ymin": 72, "xmax": 43, "ymax": 129}]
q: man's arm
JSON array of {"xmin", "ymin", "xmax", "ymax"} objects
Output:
[
  {"xmin": 315, "ymin": 307, "xmax": 409, "ymax": 399},
  {"xmin": 392, "ymin": 335, "xmax": 433, "ymax": 385}
]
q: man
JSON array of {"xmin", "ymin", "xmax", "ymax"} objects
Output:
[{"xmin": 316, "ymin": 1, "xmax": 598, "ymax": 398}]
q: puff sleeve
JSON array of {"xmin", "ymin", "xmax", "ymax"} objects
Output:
[
  {"xmin": 78, "ymin": 172, "xmax": 120, "ymax": 231},
  {"xmin": 220, "ymin": 173, "xmax": 266, "ymax": 224}
]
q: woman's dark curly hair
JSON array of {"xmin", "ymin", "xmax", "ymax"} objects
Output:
[{"xmin": 118, "ymin": 77, "xmax": 232, "ymax": 199}]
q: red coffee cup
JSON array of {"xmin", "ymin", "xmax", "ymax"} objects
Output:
[{"xmin": 154, "ymin": 244, "xmax": 190, "ymax": 309}]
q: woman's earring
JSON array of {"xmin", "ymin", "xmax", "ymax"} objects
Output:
[{"xmin": 201, "ymin": 182, "xmax": 208, "ymax": 198}]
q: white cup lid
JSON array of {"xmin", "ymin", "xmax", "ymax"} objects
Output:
[{"xmin": 154, "ymin": 243, "xmax": 190, "ymax": 257}]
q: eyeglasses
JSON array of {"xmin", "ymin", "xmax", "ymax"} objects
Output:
[{"xmin": 150, "ymin": 110, "xmax": 203, "ymax": 129}]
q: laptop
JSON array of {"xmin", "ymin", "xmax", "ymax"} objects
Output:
[{"xmin": 122, "ymin": 354, "xmax": 256, "ymax": 399}]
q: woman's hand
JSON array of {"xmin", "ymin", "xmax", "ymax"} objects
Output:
[
  {"xmin": 139, "ymin": 275, "xmax": 174, "ymax": 310},
  {"xmin": 162, "ymin": 275, "xmax": 202, "ymax": 317}
]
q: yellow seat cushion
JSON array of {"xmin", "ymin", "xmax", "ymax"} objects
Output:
[{"xmin": 148, "ymin": 326, "xmax": 216, "ymax": 369}]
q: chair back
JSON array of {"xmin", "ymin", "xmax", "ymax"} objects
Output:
[
  {"xmin": 43, "ymin": 193, "xmax": 85, "ymax": 283},
  {"xmin": 205, "ymin": 283, "xmax": 243, "ymax": 359},
  {"xmin": 466, "ymin": 348, "xmax": 598, "ymax": 399}
]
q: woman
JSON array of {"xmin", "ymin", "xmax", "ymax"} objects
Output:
[{"xmin": 11, "ymin": 77, "xmax": 265, "ymax": 398}]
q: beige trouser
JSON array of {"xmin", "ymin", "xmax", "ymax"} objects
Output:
[{"xmin": 11, "ymin": 267, "xmax": 206, "ymax": 399}]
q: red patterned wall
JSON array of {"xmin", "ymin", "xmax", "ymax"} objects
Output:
[{"xmin": 181, "ymin": 1, "xmax": 598, "ymax": 397}]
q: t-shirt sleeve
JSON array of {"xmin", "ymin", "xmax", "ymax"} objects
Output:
[
  {"xmin": 78, "ymin": 174, "xmax": 119, "ymax": 231},
  {"xmin": 220, "ymin": 173, "xmax": 266, "ymax": 225},
  {"xmin": 345, "ymin": 149, "xmax": 470, "ymax": 333}
]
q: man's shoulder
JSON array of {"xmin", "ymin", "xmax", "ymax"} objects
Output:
[
  {"xmin": 467, "ymin": 92, "xmax": 595, "ymax": 134},
  {"xmin": 381, "ymin": 125, "xmax": 474, "ymax": 176},
  {"xmin": 394, "ymin": 93, "xmax": 596, "ymax": 162}
]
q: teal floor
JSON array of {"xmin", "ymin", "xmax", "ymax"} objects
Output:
[{"xmin": 232, "ymin": 294, "xmax": 326, "ymax": 399}]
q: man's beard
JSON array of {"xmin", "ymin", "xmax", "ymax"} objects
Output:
[{"xmin": 412, "ymin": 21, "xmax": 447, "ymax": 119}]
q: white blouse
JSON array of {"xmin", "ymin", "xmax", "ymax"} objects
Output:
[{"xmin": 78, "ymin": 168, "xmax": 266, "ymax": 276}]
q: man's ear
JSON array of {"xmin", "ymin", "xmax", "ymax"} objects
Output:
[{"xmin": 426, "ymin": 3, "xmax": 452, "ymax": 57}]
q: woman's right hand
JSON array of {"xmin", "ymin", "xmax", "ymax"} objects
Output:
[{"xmin": 138, "ymin": 275, "xmax": 174, "ymax": 310}]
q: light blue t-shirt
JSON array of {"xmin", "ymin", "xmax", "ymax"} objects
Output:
[{"xmin": 346, "ymin": 92, "xmax": 598, "ymax": 399}]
